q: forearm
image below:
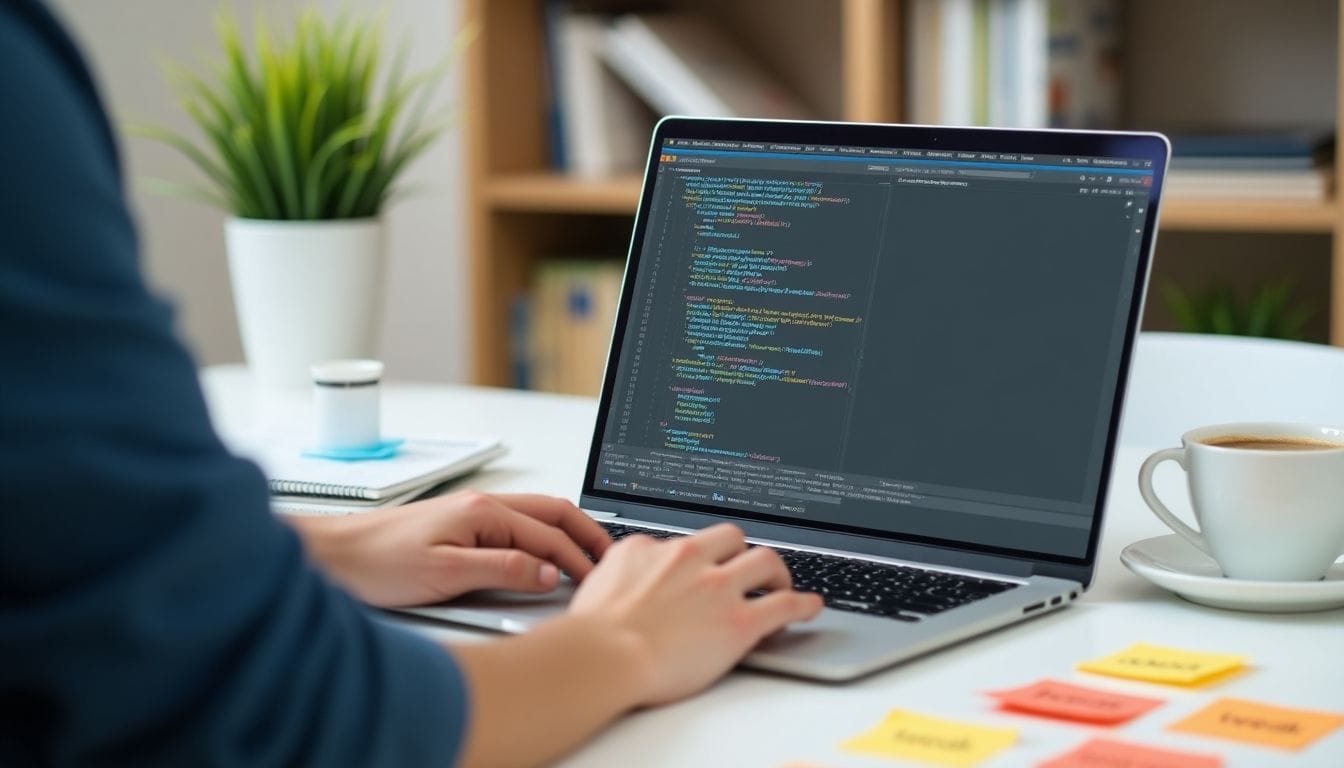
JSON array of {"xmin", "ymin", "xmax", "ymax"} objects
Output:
[{"xmin": 452, "ymin": 615, "xmax": 654, "ymax": 768}]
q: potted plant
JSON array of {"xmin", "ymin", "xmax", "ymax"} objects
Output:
[
  {"xmin": 1161, "ymin": 276, "xmax": 1318, "ymax": 340},
  {"xmin": 134, "ymin": 11, "xmax": 463, "ymax": 387}
]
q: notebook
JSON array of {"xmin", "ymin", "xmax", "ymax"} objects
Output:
[
  {"xmin": 271, "ymin": 484, "xmax": 435, "ymax": 516},
  {"xmin": 243, "ymin": 437, "xmax": 507, "ymax": 501}
]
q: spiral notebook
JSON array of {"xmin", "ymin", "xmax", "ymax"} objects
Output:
[{"xmin": 250, "ymin": 437, "xmax": 507, "ymax": 501}]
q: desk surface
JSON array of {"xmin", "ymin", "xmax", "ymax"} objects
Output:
[{"xmin": 202, "ymin": 367, "xmax": 1344, "ymax": 768}]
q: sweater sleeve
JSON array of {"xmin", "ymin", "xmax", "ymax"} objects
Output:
[{"xmin": 0, "ymin": 3, "xmax": 467, "ymax": 765}]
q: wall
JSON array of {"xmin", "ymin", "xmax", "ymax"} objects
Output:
[{"xmin": 50, "ymin": 0, "xmax": 469, "ymax": 382}]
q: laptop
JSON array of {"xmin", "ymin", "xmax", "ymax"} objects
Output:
[{"xmin": 408, "ymin": 117, "xmax": 1170, "ymax": 681}]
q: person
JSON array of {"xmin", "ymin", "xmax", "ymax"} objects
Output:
[{"xmin": 0, "ymin": 2, "xmax": 823, "ymax": 766}]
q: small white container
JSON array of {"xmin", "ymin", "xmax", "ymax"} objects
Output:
[{"xmin": 311, "ymin": 359, "xmax": 384, "ymax": 449}]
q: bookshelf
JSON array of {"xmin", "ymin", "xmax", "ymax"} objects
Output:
[{"xmin": 462, "ymin": 0, "xmax": 1344, "ymax": 392}]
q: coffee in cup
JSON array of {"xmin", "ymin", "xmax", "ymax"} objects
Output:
[{"xmin": 1138, "ymin": 422, "xmax": 1344, "ymax": 581}]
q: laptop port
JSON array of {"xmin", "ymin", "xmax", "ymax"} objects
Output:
[
  {"xmin": 1070, "ymin": 591, "xmax": 1078, "ymax": 600},
  {"xmin": 1022, "ymin": 601, "xmax": 1046, "ymax": 613},
  {"xmin": 1050, "ymin": 596, "xmax": 1062, "ymax": 606}
]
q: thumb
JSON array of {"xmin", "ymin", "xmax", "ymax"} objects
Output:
[{"xmin": 447, "ymin": 548, "xmax": 562, "ymax": 594}]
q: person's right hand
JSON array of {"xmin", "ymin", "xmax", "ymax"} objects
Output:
[{"xmin": 569, "ymin": 524, "xmax": 823, "ymax": 706}]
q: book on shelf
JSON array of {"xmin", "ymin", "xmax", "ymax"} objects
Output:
[
  {"xmin": 545, "ymin": 4, "xmax": 654, "ymax": 177},
  {"xmin": 528, "ymin": 259, "xmax": 624, "ymax": 395},
  {"xmin": 1165, "ymin": 128, "xmax": 1335, "ymax": 201},
  {"xmin": 600, "ymin": 13, "xmax": 814, "ymax": 120},
  {"xmin": 905, "ymin": 0, "xmax": 1117, "ymax": 129}
]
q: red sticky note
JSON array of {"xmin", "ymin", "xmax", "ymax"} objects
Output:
[
  {"xmin": 1038, "ymin": 737, "xmax": 1222, "ymax": 768},
  {"xmin": 988, "ymin": 679, "xmax": 1164, "ymax": 725}
]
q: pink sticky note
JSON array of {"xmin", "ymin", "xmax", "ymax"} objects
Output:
[
  {"xmin": 989, "ymin": 679, "xmax": 1164, "ymax": 725},
  {"xmin": 1038, "ymin": 737, "xmax": 1222, "ymax": 768}
]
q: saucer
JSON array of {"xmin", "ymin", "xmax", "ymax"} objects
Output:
[{"xmin": 1120, "ymin": 534, "xmax": 1344, "ymax": 613}]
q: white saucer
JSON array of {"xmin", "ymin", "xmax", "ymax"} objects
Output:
[{"xmin": 1120, "ymin": 534, "xmax": 1344, "ymax": 613}]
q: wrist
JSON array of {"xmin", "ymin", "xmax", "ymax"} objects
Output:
[
  {"xmin": 284, "ymin": 514, "xmax": 361, "ymax": 577},
  {"xmin": 544, "ymin": 613, "xmax": 658, "ymax": 713}
]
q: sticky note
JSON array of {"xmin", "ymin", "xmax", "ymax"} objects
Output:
[
  {"xmin": 988, "ymin": 679, "xmax": 1164, "ymax": 724},
  {"xmin": 841, "ymin": 709, "xmax": 1016, "ymax": 767},
  {"xmin": 1076, "ymin": 643, "xmax": 1245, "ymax": 686},
  {"xmin": 1039, "ymin": 738, "xmax": 1222, "ymax": 768},
  {"xmin": 1169, "ymin": 697, "xmax": 1344, "ymax": 750}
]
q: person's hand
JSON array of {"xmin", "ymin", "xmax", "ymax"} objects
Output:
[
  {"xmin": 568, "ymin": 523, "xmax": 823, "ymax": 706},
  {"xmin": 289, "ymin": 491, "xmax": 611, "ymax": 608}
]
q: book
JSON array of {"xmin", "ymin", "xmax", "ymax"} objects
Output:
[
  {"xmin": 1046, "ymin": 0, "xmax": 1120, "ymax": 128},
  {"xmin": 541, "ymin": 0, "xmax": 569, "ymax": 170},
  {"xmin": 905, "ymin": 0, "xmax": 942, "ymax": 124},
  {"xmin": 937, "ymin": 0, "xmax": 974, "ymax": 125},
  {"xmin": 601, "ymin": 13, "xmax": 813, "ymax": 119},
  {"xmin": 1164, "ymin": 169, "xmax": 1329, "ymax": 200},
  {"xmin": 905, "ymin": 0, "xmax": 1055, "ymax": 127},
  {"xmin": 529, "ymin": 260, "xmax": 624, "ymax": 395},
  {"xmin": 552, "ymin": 11, "xmax": 653, "ymax": 177},
  {"xmin": 242, "ymin": 437, "xmax": 507, "ymax": 501},
  {"xmin": 1168, "ymin": 129, "xmax": 1334, "ymax": 158}
]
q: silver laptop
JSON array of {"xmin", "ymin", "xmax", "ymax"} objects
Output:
[{"xmin": 408, "ymin": 118, "xmax": 1170, "ymax": 681}]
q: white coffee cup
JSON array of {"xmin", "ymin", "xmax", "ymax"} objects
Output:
[
  {"xmin": 1138, "ymin": 422, "xmax": 1344, "ymax": 581},
  {"xmin": 311, "ymin": 359, "xmax": 384, "ymax": 450}
]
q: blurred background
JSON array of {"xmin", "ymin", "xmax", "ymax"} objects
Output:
[{"xmin": 54, "ymin": 0, "xmax": 1340, "ymax": 394}]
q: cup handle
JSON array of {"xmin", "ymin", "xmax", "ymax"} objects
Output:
[{"xmin": 1138, "ymin": 447, "xmax": 1210, "ymax": 554}]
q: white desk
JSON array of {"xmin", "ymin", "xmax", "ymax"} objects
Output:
[{"xmin": 202, "ymin": 367, "xmax": 1344, "ymax": 767}]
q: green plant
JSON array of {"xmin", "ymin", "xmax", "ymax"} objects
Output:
[
  {"xmin": 130, "ymin": 10, "xmax": 469, "ymax": 220},
  {"xmin": 1161, "ymin": 276, "xmax": 1317, "ymax": 340}
]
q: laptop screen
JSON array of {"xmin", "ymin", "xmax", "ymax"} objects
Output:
[{"xmin": 584, "ymin": 120, "xmax": 1167, "ymax": 565}]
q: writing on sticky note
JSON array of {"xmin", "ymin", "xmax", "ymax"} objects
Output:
[
  {"xmin": 841, "ymin": 709, "xmax": 1016, "ymax": 767},
  {"xmin": 1170, "ymin": 697, "xmax": 1344, "ymax": 750},
  {"xmin": 988, "ymin": 679, "xmax": 1163, "ymax": 724},
  {"xmin": 1076, "ymin": 643, "xmax": 1245, "ymax": 685},
  {"xmin": 1039, "ymin": 738, "xmax": 1221, "ymax": 768}
]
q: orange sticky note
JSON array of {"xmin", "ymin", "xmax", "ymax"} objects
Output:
[
  {"xmin": 1169, "ymin": 697, "xmax": 1344, "ymax": 750},
  {"xmin": 1076, "ymin": 643, "xmax": 1245, "ymax": 686},
  {"xmin": 1038, "ymin": 738, "xmax": 1221, "ymax": 768},
  {"xmin": 989, "ymin": 679, "xmax": 1164, "ymax": 724}
]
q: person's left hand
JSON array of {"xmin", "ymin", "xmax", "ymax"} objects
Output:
[{"xmin": 287, "ymin": 491, "xmax": 612, "ymax": 608}]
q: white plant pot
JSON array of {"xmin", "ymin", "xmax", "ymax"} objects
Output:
[{"xmin": 225, "ymin": 217, "xmax": 384, "ymax": 389}]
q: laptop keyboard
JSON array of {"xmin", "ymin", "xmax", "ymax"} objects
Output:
[{"xmin": 597, "ymin": 521, "xmax": 1017, "ymax": 622}]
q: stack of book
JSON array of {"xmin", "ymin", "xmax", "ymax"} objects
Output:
[
  {"xmin": 905, "ymin": 0, "xmax": 1119, "ymax": 129},
  {"xmin": 1165, "ymin": 130, "xmax": 1334, "ymax": 201},
  {"xmin": 542, "ymin": 5, "xmax": 813, "ymax": 177}
]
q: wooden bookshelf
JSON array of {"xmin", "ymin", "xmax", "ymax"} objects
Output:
[
  {"xmin": 1160, "ymin": 200, "xmax": 1339, "ymax": 234},
  {"xmin": 487, "ymin": 173, "xmax": 642, "ymax": 214},
  {"xmin": 462, "ymin": 0, "xmax": 1344, "ymax": 392}
]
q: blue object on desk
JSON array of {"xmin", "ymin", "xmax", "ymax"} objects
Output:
[{"xmin": 302, "ymin": 438, "xmax": 406, "ymax": 461}]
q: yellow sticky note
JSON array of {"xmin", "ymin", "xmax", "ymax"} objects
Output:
[
  {"xmin": 1170, "ymin": 697, "xmax": 1344, "ymax": 750},
  {"xmin": 1076, "ymin": 643, "xmax": 1245, "ymax": 686},
  {"xmin": 841, "ymin": 709, "xmax": 1017, "ymax": 767}
]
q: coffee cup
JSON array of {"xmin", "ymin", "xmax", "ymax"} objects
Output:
[
  {"xmin": 311, "ymin": 359, "xmax": 384, "ymax": 450},
  {"xmin": 1137, "ymin": 423, "xmax": 1344, "ymax": 581}
]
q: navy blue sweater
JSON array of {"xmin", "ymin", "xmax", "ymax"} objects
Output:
[{"xmin": 0, "ymin": 3, "xmax": 466, "ymax": 764}]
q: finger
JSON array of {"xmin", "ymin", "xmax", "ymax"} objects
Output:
[
  {"xmin": 743, "ymin": 590, "xmax": 825, "ymax": 637},
  {"xmin": 474, "ymin": 500, "xmax": 598, "ymax": 581},
  {"xmin": 684, "ymin": 523, "xmax": 748, "ymax": 564},
  {"xmin": 444, "ymin": 548, "xmax": 562, "ymax": 594},
  {"xmin": 722, "ymin": 546, "xmax": 793, "ymax": 594},
  {"xmin": 493, "ymin": 494, "xmax": 613, "ymax": 558}
]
